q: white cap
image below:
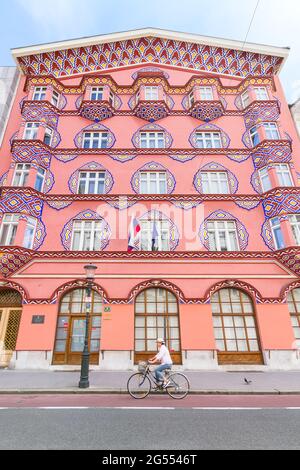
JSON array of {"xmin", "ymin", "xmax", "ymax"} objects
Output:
[{"xmin": 156, "ymin": 338, "xmax": 164, "ymax": 343}]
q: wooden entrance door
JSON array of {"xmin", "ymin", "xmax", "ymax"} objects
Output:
[
  {"xmin": 52, "ymin": 288, "xmax": 102, "ymax": 365},
  {"xmin": 0, "ymin": 308, "xmax": 22, "ymax": 367}
]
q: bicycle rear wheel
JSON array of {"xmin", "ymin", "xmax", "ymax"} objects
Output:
[
  {"xmin": 166, "ymin": 372, "xmax": 190, "ymax": 399},
  {"xmin": 127, "ymin": 373, "xmax": 151, "ymax": 399}
]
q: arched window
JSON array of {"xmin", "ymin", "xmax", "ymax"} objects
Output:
[
  {"xmin": 53, "ymin": 288, "xmax": 102, "ymax": 365},
  {"xmin": 287, "ymin": 288, "xmax": 300, "ymax": 347},
  {"xmin": 0, "ymin": 289, "xmax": 22, "ymax": 368},
  {"xmin": 211, "ymin": 288, "xmax": 263, "ymax": 364},
  {"xmin": 134, "ymin": 287, "xmax": 181, "ymax": 364}
]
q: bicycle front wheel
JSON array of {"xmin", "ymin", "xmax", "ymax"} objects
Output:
[
  {"xmin": 127, "ymin": 373, "xmax": 151, "ymax": 399},
  {"xmin": 166, "ymin": 372, "xmax": 190, "ymax": 399}
]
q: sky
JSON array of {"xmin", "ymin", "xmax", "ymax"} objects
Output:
[{"xmin": 0, "ymin": 0, "xmax": 299, "ymax": 103}]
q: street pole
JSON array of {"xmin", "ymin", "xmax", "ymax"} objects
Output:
[{"xmin": 78, "ymin": 263, "xmax": 97, "ymax": 389}]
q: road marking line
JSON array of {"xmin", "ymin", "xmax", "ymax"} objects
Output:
[
  {"xmin": 114, "ymin": 407, "xmax": 175, "ymax": 410},
  {"xmin": 192, "ymin": 407, "xmax": 263, "ymax": 410}
]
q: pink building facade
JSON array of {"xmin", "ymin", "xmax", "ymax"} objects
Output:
[{"xmin": 0, "ymin": 29, "xmax": 300, "ymax": 370}]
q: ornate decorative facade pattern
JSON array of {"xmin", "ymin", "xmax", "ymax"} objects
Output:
[
  {"xmin": 0, "ymin": 249, "xmax": 33, "ymax": 279},
  {"xmin": 60, "ymin": 210, "xmax": 111, "ymax": 251},
  {"xmin": 0, "ymin": 171, "xmax": 8, "ymax": 187},
  {"xmin": 250, "ymin": 169, "xmax": 262, "ymax": 193},
  {"xmin": 226, "ymin": 152, "xmax": 250, "ymax": 163},
  {"xmin": 131, "ymin": 67, "xmax": 170, "ymax": 80},
  {"xmin": 193, "ymin": 162, "xmax": 238, "ymax": 194},
  {"xmin": 79, "ymin": 102, "xmax": 113, "ymax": 122},
  {"xmin": 12, "ymin": 141, "xmax": 52, "ymax": 168},
  {"xmin": 0, "ymin": 192, "xmax": 43, "ymax": 219},
  {"xmin": 244, "ymin": 101, "xmax": 280, "ymax": 130},
  {"xmin": 18, "ymin": 37, "xmax": 283, "ymax": 78},
  {"xmin": 68, "ymin": 162, "xmax": 114, "ymax": 194},
  {"xmin": 130, "ymin": 162, "xmax": 176, "ymax": 194},
  {"xmin": 32, "ymin": 218, "xmax": 47, "ymax": 250},
  {"xmin": 168, "ymin": 153, "xmax": 196, "ymax": 163},
  {"xmin": 189, "ymin": 123, "xmax": 230, "ymax": 148},
  {"xmin": 263, "ymin": 191, "xmax": 300, "ymax": 218},
  {"xmin": 74, "ymin": 122, "xmax": 116, "ymax": 148},
  {"xmin": 261, "ymin": 218, "xmax": 275, "ymax": 250},
  {"xmin": 170, "ymin": 199, "xmax": 201, "ymax": 210},
  {"xmin": 251, "ymin": 142, "xmax": 292, "ymax": 169},
  {"xmin": 199, "ymin": 209, "xmax": 249, "ymax": 251},
  {"xmin": 109, "ymin": 153, "xmax": 137, "ymax": 163},
  {"xmin": 106, "ymin": 198, "xmax": 137, "ymax": 210},
  {"xmin": 21, "ymin": 101, "xmax": 59, "ymax": 129},
  {"xmin": 46, "ymin": 200, "xmax": 73, "ymax": 210},
  {"xmin": 190, "ymin": 101, "xmax": 225, "ymax": 121},
  {"xmin": 131, "ymin": 123, "xmax": 173, "ymax": 148},
  {"xmin": 234, "ymin": 199, "xmax": 261, "ymax": 210}
]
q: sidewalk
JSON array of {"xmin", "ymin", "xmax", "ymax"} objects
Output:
[{"xmin": 1, "ymin": 369, "xmax": 300, "ymax": 394}]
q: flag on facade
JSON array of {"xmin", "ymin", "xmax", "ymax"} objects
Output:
[
  {"xmin": 127, "ymin": 217, "xmax": 141, "ymax": 252},
  {"xmin": 151, "ymin": 222, "xmax": 159, "ymax": 251}
]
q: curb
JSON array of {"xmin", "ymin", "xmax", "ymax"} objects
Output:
[{"xmin": 0, "ymin": 389, "xmax": 300, "ymax": 395}]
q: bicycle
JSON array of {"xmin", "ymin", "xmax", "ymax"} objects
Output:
[{"xmin": 127, "ymin": 361, "xmax": 190, "ymax": 399}]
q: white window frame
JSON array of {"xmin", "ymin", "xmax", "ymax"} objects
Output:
[
  {"xmin": 23, "ymin": 122, "xmax": 39, "ymax": 140},
  {"xmin": 199, "ymin": 86, "xmax": 213, "ymax": 100},
  {"xmin": 258, "ymin": 167, "xmax": 272, "ymax": 192},
  {"xmin": 34, "ymin": 167, "xmax": 46, "ymax": 192},
  {"xmin": 200, "ymin": 171, "xmax": 230, "ymax": 194},
  {"xmin": 140, "ymin": 132, "xmax": 165, "ymax": 149},
  {"xmin": 12, "ymin": 163, "xmax": 31, "ymax": 187},
  {"xmin": 33, "ymin": 86, "xmax": 47, "ymax": 101},
  {"xmin": 140, "ymin": 219, "xmax": 170, "ymax": 251},
  {"xmin": 275, "ymin": 163, "xmax": 293, "ymax": 187},
  {"xmin": 188, "ymin": 90, "xmax": 195, "ymax": 108},
  {"xmin": 82, "ymin": 132, "xmax": 108, "ymax": 149},
  {"xmin": 78, "ymin": 171, "xmax": 106, "ymax": 194},
  {"xmin": 145, "ymin": 86, "xmax": 159, "ymax": 100},
  {"xmin": 249, "ymin": 125, "xmax": 260, "ymax": 146},
  {"xmin": 241, "ymin": 90, "xmax": 250, "ymax": 109},
  {"xmin": 139, "ymin": 171, "xmax": 167, "ymax": 194},
  {"xmin": 23, "ymin": 217, "xmax": 37, "ymax": 249},
  {"xmin": 0, "ymin": 214, "xmax": 19, "ymax": 246},
  {"xmin": 289, "ymin": 214, "xmax": 300, "ymax": 245},
  {"xmin": 207, "ymin": 220, "xmax": 240, "ymax": 251},
  {"xmin": 270, "ymin": 217, "xmax": 285, "ymax": 249},
  {"xmin": 196, "ymin": 132, "xmax": 222, "ymax": 149},
  {"xmin": 51, "ymin": 89, "xmax": 60, "ymax": 107},
  {"xmin": 90, "ymin": 87, "xmax": 104, "ymax": 101},
  {"xmin": 254, "ymin": 87, "xmax": 269, "ymax": 101},
  {"xmin": 71, "ymin": 219, "xmax": 104, "ymax": 251},
  {"xmin": 43, "ymin": 126, "xmax": 53, "ymax": 146},
  {"xmin": 109, "ymin": 90, "xmax": 115, "ymax": 107},
  {"xmin": 263, "ymin": 122, "xmax": 280, "ymax": 140}
]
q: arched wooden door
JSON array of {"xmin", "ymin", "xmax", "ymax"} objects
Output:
[
  {"xmin": 0, "ymin": 289, "xmax": 22, "ymax": 367},
  {"xmin": 52, "ymin": 288, "xmax": 102, "ymax": 365},
  {"xmin": 211, "ymin": 288, "xmax": 263, "ymax": 364},
  {"xmin": 134, "ymin": 287, "xmax": 182, "ymax": 364}
]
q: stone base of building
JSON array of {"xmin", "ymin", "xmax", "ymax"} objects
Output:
[
  {"xmin": 10, "ymin": 351, "xmax": 53, "ymax": 369},
  {"xmin": 98, "ymin": 350, "xmax": 134, "ymax": 370},
  {"xmin": 181, "ymin": 350, "xmax": 218, "ymax": 369},
  {"xmin": 263, "ymin": 350, "xmax": 300, "ymax": 370}
]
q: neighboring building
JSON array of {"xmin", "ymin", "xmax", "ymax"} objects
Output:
[
  {"xmin": 0, "ymin": 28, "xmax": 300, "ymax": 371},
  {"xmin": 0, "ymin": 67, "xmax": 19, "ymax": 145},
  {"xmin": 290, "ymin": 98, "xmax": 300, "ymax": 137}
]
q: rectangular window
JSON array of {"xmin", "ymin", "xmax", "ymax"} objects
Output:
[
  {"xmin": 145, "ymin": 87, "xmax": 159, "ymax": 100},
  {"xmin": 289, "ymin": 214, "xmax": 300, "ymax": 245},
  {"xmin": 258, "ymin": 167, "xmax": 272, "ymax": 192},
  {"xmin": 78, "ymin": 171, "xmax": 106, "ymax": 194},
  {"xmin": 12, "ymin": 163, "xmax": 30, "ymax": 187},
  {"xmin": 241, "ymin": 91, "xmax": 250, "ymax": 108},
  {"xmin": 270, "ymin": 217, "xmax": 285, "ymax": 249},
  {"xmin": 0, "ymin": 214, "xmax": 19, "ymax": 246},
  {"xmin": 207, "ymin": 220, "xmax": 239, "ymax": 251},
  {"xmin": 263, "ymin": 122, "xmax": 280, "ymax": 140},
  {"xmin": 196, "ymin": 132, "xmax": 222, "ymax": 149},
  {"xmin": 189, "ymin": 91, "xmax": 195, "ymax": 107},
  {"xmin": 90, "ymin": 87, "xmax": 103, "ymax": 101},
  {"xmin": 23, "ymin": 217, "xmax": 37, "ymax": 249},
  {"xmin": 71, "ymin": 220, "xmax": 104, "ymax": 251},
  {"xmin": 83, "ymin": 132, "xmax": 108, "ymax": 149},
  {"xmin": 33, "ymin": 87, "xmax": 47, "ymax": 101},
  {"xmin": 249, "ymin": 126, "xmax": 260, "ymax": 146},
  {"xmin": 34, "ymin": 167, "xmax": 46, "ymax": 192},
  {"xmin": 140, "ymin": 220, "xmax": 170, "ymax": 251},
  {"xmin": 200, "ymin": 172, "xmax": 229, "ymax": 194},
  {"xmin": 199, "ymin": 86, "xmax": 213, "ymax": 100},
  {"xmin": 275, "ymin": 164, "xmax": 293, "ymax": 187},
  {"xmin": 109, "ymin": 91, "xmax": 115, "ymax": 107},
  {"xmin": 254, "ymin": 87, "xmax": 268, "ymax": 100},
  {"xmin": 24, "ymin": 122, "xmax": 39, "ymax": 140},
  {"xmin": 140, "ymin": 172, "xmax": 167, "ymax": 194},
  {"xmin": 43, "ymin": 127, "xmax": 53, "ymax": 146},
  {"xmin": 140, "ymin": 132, "xmax": 165, "ymax": 148},
  {"xmin": 51, "ymin": 90, "xmax": 60, "ymax": 107}
]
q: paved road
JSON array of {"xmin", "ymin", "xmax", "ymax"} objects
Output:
[{"xmin": 0, "ymin": 395, "xmax": 300, "ymax": 450}]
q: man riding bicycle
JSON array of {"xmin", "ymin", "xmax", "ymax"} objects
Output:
[{"xmin": 148, "ymin": 338, "xmax": 173, "ymax": 388}]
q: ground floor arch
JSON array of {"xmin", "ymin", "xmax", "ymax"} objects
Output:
[
  {"xmin": 52, "ymin": 287, "xmax": 102, "ymax": 365},
  {"xmin": 134, "ymin": 286, "xmax": 182, "ymax": 364},
  {"xmin": 0, "ymin": 289, "xmax": 22, "ymax": 368}
]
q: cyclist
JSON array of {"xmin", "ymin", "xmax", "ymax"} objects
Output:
[{"xmin": 148, "ymin": 338, "xmax": 173, "ymax": 388}]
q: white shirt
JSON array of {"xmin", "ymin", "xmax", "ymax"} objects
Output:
[{"xmin": 155, "ymin": 344, "xmax": 173, "ymax": 365}]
